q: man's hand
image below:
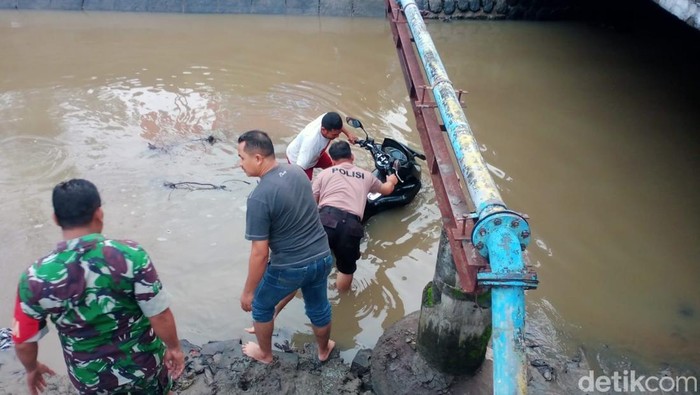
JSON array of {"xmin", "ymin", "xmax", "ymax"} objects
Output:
[
  {"xmin": 25, "ymin": 362, "xmax": 55, "ymax": 395},
  {"xmin": 164, "ymin": 347, "xmax": 185, "ymax": 380},
  {"xmin": 344, "ymin": 130, "xmax": 358, "ymax": 144},
  {"xmin": 240, "ymin": 290, "xmax": 254, "ymax": 312},
  {"xmin": 388, "ymin": 173, "xmax": 399, "ymax": 186},
  {"xmin": 16, "ymin": 341, "xmax": 53, "ymax": 395},
  {"xmin": 379, "ymin": 173, "xmax": 400, "ymax": 196}
]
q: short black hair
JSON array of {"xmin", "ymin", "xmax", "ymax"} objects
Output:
[
  {"xmin": 238, "ymin": 130, "xmax": 275, "ymax": 158},
  {"xmin": 321, "ymin": 112, "xmax": 343, "ymax": 131},
  {"xmin": 52, "ymin": 179, "xmax": 102, "ymax": 229},
  {"xmin": 328, "ymin": 140, "xmax": 352, "ymax": 160}
]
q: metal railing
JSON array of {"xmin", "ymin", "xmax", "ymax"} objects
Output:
[{"xmin": 390, "ymin": 1, "xmax": 539, "ymax": 393}]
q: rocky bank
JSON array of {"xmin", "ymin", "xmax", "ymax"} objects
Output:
[{"xmin": 0, "ymin": 312, "xmax": 697, "ymax": 394}]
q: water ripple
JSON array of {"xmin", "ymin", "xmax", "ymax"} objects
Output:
[{"xmin": 0, "ymin": 136, "xmax": 71, "ymax": 185}]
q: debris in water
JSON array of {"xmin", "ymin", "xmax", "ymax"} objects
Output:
[{"xmin": 164, "ymin": 181, "xmax": 228, "ymax": 191}]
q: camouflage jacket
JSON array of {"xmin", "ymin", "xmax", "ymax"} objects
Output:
[{"xmin": 16, "ymin": 233, "xmax": 171, "ymax": 394}]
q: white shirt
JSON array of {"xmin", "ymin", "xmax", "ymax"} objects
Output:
[{"xmin": 286, "ymin": 113, "xmax": 332, "ymax": 170}]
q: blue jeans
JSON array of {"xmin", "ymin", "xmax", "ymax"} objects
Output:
[{"xmin": 252, "ymin": 254, "xmax": 333, "ymax": 327}]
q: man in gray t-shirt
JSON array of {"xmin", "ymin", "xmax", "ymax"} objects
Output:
[
  {"xmin": 245, "ymin": 164, "xmax": 329, "ymax": 269},
  {"xmin": 237, "ymin": 129, "xmax": 335, "ymax": 364}
]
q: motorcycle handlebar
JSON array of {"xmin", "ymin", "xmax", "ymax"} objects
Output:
[
  {"xmin": 354, "ymin": 140, "xmax": 403, "ymax": 183},
  {"xmin": 355, "ymin": 139, "xmax": 387, "ymax": 163},
  {"xmin": 354, "ymin": 139, "xmax": 370, "ymax": 147}
]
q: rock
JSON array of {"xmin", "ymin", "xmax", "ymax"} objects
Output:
[
  {"xmin": 203, "ymin": 366, "xmax": 215, "ymax": 386},
  {"xmin": 469, "ymin": 0, "xmax": 481, "ymax": 12},
  {"xmin": 351, "ymin": 349, "xmax": 372, "ymax": 377},
  {"xmin": 201, "ymin": 341, "xmax": 225, "ymax": 356},
  {"xmin": 428, "ymin": 0, "xmax": 442, "ymax": 13},
  {"xmin": 191, "ymin": 358, "xmax": 206, "ymax": 374},
  {"xmin": 216, "ymin": 351, "xmax": 243, "ymax": 371},
  {"xmin": 360, "ymin": 374, "xmax": 373, "ymax": 392},
  {"xmin": 173, "ymin": 373, "xmax": 196, "ymax": 391},
  {"xmin": 201, "ymin": 339, "xmax": 241, "ymax": 356},
  {"xmin": 372, "ymin": 311, "xmax": 455, "ymax": 395},
  {"xmin": 529, "ymin": 359, "xmax": 555, "ymax": 382},
  {"xmin": 274, "ymin": 339, "xmax": 295, "ymax": 353},
  {"xmin": 443, "ymin": 0, "xmax": 456, "ymax": 14},
  {"xmin": 273, "ymin": 350, "xmax": 300, "ymax": 369},
  {"xmin": 181, "ymin": 339, "xmax": 202, "ymax": 355}
]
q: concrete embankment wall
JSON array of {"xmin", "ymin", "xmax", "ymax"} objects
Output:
[
  {"xmin": 0, "ymin": 0, "xmax": 385, "ymax": 16},
  {"xmin": 0, "ymin": 0, "xmax": 591, "ymax": 19},
  {"xmin": 1, "ymin": 0, "xmax": 698, "ymax": 30}
]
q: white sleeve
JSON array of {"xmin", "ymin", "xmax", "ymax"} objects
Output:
[
  {"xmin": 294, "ymin": 114, "xmax": 327, "ymax": 169},
  {"xmin": 296, "ymin": 136, "xmax": 319, "ymax": 169}
]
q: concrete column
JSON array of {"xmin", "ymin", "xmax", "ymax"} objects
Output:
[{"xmin": 416, "ymin": 228, "xmax": 492, "ymax": 375}]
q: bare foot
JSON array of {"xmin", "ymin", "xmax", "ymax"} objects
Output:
[
  {"xmin": 244, "ymin": 326, "xmax": 255, "ymax": 334},
  {"xmin": 242, "ymin": 341, "xmax": 273, "ymax": 364},
  {"xmin": 318, "ymin": 339, "xmax": 336, "ymax": 362}
]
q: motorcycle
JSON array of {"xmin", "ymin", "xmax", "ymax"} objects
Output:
[{"xmin": 346, "ymin": 116, "xmax": 426, "ymax": 222}]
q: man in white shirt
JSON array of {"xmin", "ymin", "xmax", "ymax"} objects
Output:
[{"xmin": 286, "ymin": 112, "xmax": 358, "ymax": 180}]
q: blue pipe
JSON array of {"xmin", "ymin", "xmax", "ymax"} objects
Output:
[
  {"xmin": 472, "ymin": 211, "xmax": 536, "ymax": 395},
  {"xmin": 482, "ymin": 226, "xmax": 528, "ymax": 394},
  {"xmin": 396, "ymin": 1, "xmax": 538, "ymax": 394},
  {"xmin": 397, "ymin": 0, "xmax": 504, "ymax": 218}
]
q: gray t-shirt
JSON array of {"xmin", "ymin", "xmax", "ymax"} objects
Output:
[{"xmin": 245, "ymin": 163, "xmax": 330, "ymax": 268}]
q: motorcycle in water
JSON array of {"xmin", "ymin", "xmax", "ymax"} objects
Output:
[{"xmin": 346, "ymin": 116, "xmax": 426, "ymax": 222}]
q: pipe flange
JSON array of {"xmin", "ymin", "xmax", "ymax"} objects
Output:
[{"xmin": 471, "ymin": 210, "xmax": 530, "ymax": 257}]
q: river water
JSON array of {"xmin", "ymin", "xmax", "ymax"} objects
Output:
[{"xmin": 0, "ymin": 10, "xmax": 698, "ymax": 377}]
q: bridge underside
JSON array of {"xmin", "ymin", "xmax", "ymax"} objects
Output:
[
  {"xmin": 414, "ymin": 0, "xmax": 700, "ymax": 31},
  {"xmin": 652, "ymin": 0, "xmax": 700, "ymax": 29}
]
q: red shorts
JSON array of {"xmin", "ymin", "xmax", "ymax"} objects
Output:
[{"xmin": 288, "ymin": 151, "xmax": 333, "ymax": 180}]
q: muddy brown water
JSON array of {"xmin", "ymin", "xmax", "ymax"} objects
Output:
[{"xmin": 0, "ymin": 10, "xmax": 698, "ymax": 378}]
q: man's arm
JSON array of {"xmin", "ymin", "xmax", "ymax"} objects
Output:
[
  {"xmin": 148, "ymin": 308, "xmax": 184, "ymax": 379},
  {"xmin": 378, "ymin": 174, "xmax": 399, "ymax": 196},
  {"xmin": 341, "ymin": 127, "xmax": 358, "ymax": 144},
  {"xmin": 240, "ymin": 239, "xmax": 270, "ymax": 312},
  {"xmin": 13, "ymin": 285, "xmax": 55, "ymax": 395},
  {"xmin": 15, "ymin": 342, "xmax": 56, "ymax": 395},
  {"xmin": 312, "ymin": 175, "xmax": 323, "ymax": 203},
  {"xmin": 131, "ymin": 248, "xmax": 184, "ymax": 379},
  {"xmin": 15, "ymin": 341, "xmax": 38, "ymax": 371},
  {"xmin": 148, "ymin": 308, "xmax": 180, "ymax": 349}
]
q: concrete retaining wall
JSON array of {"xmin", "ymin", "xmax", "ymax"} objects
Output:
[
  {"xmin": 0, "ymin": 0, "xmax": 640, "ymax": 21},
  {"xmin": 406, "ymin": 0, "xmax": 585, "ymax": 21},
  {"xmin": 0, "ymin": 0, "xmax": 698, "ymax": 30},
  {"xmin": 0, "ymin": 0, "xmax": 385, "ymax": 17}
]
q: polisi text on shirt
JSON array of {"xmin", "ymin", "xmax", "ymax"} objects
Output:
[{"xmin": 332, "ymin": 168, "xmax": 365, "ymax": 179}]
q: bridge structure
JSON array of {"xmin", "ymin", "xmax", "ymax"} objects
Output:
[
  {"xmin": 386, "ymin": 0, "xmax": 539, "ymax": 393},
  {"xmin": 653, "ymin": 0, "xmax": 700, "ymax": 28}
]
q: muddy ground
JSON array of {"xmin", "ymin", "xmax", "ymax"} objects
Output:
[
  {"xmin": 1, "ymin": 312, "xmax": 697, "ymax": 394},
  {"xmin": 0, "ymin": 337, "xmax": 373, "ymax": 395}
]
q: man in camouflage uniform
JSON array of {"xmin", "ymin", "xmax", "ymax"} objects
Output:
[{"xmin": 12, "ymin": 179, "xmax": 184, "ymax": 395}]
